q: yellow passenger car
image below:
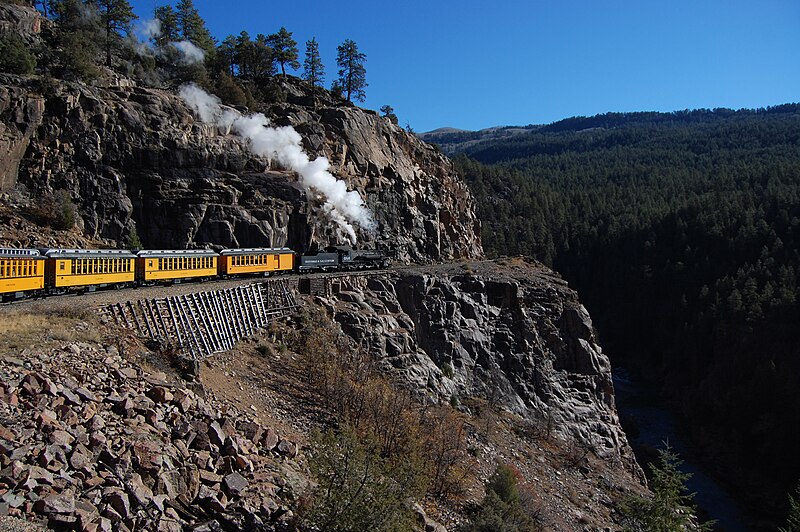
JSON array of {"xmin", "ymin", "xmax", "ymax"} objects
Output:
[
  {"xmin": 43, "ymin": 249, "xmax": 136, "ymax": 291},
  {"xmin": 136, "ymin": 249, "xmax": 218, "ymax": 283},
  {"xmin": 219, "ymin": 248, "xmax": 295, "ymax": 277},
  {"xmin": 0, "ymin": 248, "xmax": 46, "ymax": 299}
]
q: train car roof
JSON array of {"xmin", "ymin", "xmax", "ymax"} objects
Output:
[
  {"xmin": 137, "ymin": 249, "xmax": 219, "ymax": 257},
  {"xmin": 40, "ymin": 249, "xmax": 137, "ymax": 259},
  {"xmin": 0, "ymin": 248, "xmax": 44, "ymax": 259},
  {"xmin": 219, "ymin": 248, "xmax": 294, "ymax": 256}
]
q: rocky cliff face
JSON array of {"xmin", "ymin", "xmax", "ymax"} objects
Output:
[
  {"xmin": 319, "ymin": 259, "xmax": 636, "ymax": 465},
  {"xmin": 0, "ymin": 72, "xmax": 481, "ymax": 262}
]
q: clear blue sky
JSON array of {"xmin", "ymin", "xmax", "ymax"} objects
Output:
[{"xmin": 129, "ymin": 0, "xmax": 800, "ymax": 132}]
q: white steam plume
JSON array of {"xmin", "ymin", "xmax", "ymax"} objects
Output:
[
  {"xmin": 133, "ymin": 19, "xmax": 205, "ymax": 65},
  {"xmin": 179, "ymin": 83, "xmax": 375, "ymax": 244},
  {"xmin": 171, "ymin": 41, "xmax": 205, "ymax": 65},
  {"xmin": 138, "ymin": 18, "xmax": 161, "ymax": 41}
]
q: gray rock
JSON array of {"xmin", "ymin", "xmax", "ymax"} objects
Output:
[
  {"xmin": 3, "ymin": 75, "xmax": 481, "ymax": 261},
  {"xmin": 328, "ymin": 266, "xmax": 638, "ymax": 465},
  {"xmin": 222, "ymin": 472, "xmax": 248, "ymax": 498},
  {"xmin": 34, "ymin": 492, "xmax": 75, "ymax": 514},
  {"xmin": 103, "ymin": 489, "xmax": 130, "ymax": 519}
]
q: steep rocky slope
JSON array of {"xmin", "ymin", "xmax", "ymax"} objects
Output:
[
  {"xmin": 0, "ymin": 73, "xmax": 481, "ymax": 262},
  {"xmin": 321, "ymin": 259, "xmax": 636, "ymax": 467},
  {"xmin": 0, "ymin": 261, "xmax": 648, "ymax": 531}
]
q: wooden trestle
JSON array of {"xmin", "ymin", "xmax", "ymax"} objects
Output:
[{"xmin": 104, "ymin": 279, "xmax": 299, "ymax": 360}]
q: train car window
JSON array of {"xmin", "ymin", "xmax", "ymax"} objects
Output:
[
  {"xmin": 60, "ymin": 261, "xmax": 65, "ymax": 272},
  {"xmin": 11, "ymin": 262, "xmax": 16, "ymax": 277},
  {"xmin": 0, "ymin": 260, "xmax": 4, "ymax": 278}
]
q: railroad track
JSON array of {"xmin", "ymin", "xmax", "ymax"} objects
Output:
[{"xmin": 0, "ymin": 267, "xmax": 395, "ymax": 315}]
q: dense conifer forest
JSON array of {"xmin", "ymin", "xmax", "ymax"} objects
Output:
[{"xmin": 450, "ymin": 106, "xmax": 800, "ymax": 512}]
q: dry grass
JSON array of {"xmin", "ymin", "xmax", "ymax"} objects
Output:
[{"xmin": 0, "ymin": 309, "xmax": 102, "ymax": 355}]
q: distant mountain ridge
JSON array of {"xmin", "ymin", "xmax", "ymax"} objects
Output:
[{"xmin": 421, "ymin": 103, "xmax": 800, "ymax": 155}]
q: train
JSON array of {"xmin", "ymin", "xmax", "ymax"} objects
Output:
[{"xmin": 0, "ymin": 245, "xmax": 391, "ymax": 301}]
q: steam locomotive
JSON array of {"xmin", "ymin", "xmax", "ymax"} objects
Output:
[{"xmin": 0, "ymin": 246, "xmax": 391, "ymax": 301}]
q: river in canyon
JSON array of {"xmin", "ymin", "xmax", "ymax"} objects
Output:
[{"xmin": 613, "ymin": 368, "xmax": 752, "ymax": 531}]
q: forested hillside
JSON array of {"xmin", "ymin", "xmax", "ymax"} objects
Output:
[{"xmin": 452, "ymin": 106, "xmax": 800, "ymax": 518}]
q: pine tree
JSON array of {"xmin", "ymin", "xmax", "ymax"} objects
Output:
[
  {"xmin": 266, "ymin": 27, "xmax": 299, "ymax": 78},
  {"xmin": 234, "ymin": 31, "xmax": 253, "ymax": 78},
  {"xmin": 51, "ymin": 0, "xmax": 103, "ymax": 79},
  {"xmin": 0, "ymin": 34, "xmax": 37, "ymax": 74},
  {"xmin": 620, "ymin": 444, "xmax": 713, "ymax": 531},
  {"xmin": 216, "ymin": 34, "xmax": 237, "ymax": 76},
  {"xmin": 303, "ymin": 37, "xmax": 324, "ymax": 92},
  {"xmin": 93, "ymin": 0, "xmax": 136, "ymax": 67},
  {"xmin": 252, "ymin": 34, "xmax": 274, "ymax": 79},
  {"xmin": 780, "ymin": 482, "xmax": 800, "ymax": 532},
  {"xmin": 336, "ymin": 39, "xmax": 367, "ymax": 102},
  {"xmin": 175, "ymin": 0, "xmax": 215, "ymax": 53},
  {"xmin": 380, "ymin": 105, "xmax": 398, "ymax": 125},
  {"xmin": 153, "ymin": 5, "xmax": 179, "ymax": 48}
]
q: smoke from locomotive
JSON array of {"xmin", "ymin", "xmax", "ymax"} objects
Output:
[{"xmin": 179, "ymin": 84, "xmax": 375, "ymax": 244}]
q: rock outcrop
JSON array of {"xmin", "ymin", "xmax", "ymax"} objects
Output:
[
  {"xmin": 0, "ymin": 72, "xmax": 482, "ymax": 262},
  {"xmin": 0, "ymin": 339, "xmax": 305, "ymax": 531},
  {"xmin": 320, "ymin": 260, "xmax": 636, "ymax": 464}
]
